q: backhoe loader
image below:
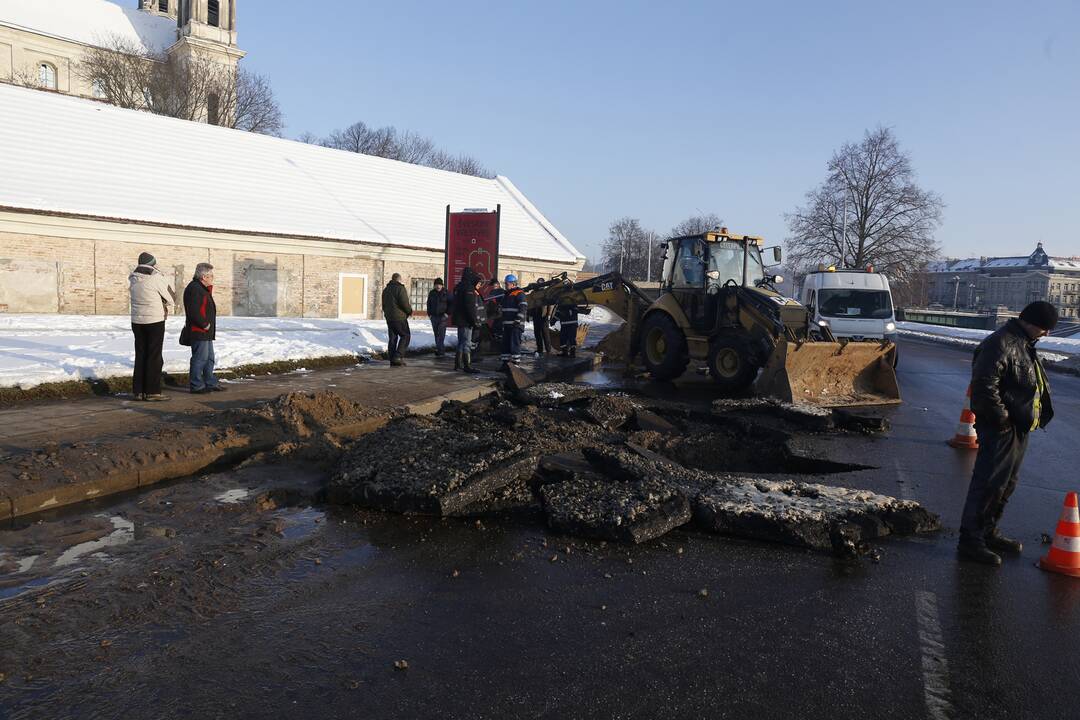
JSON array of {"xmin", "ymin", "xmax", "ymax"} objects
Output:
[{"xmin": 526, "ymin": 229, "xmax": 900, "ymax": 407}]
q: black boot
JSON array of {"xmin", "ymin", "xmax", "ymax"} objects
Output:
[
  {"xmin": 958, "ymin": 542, "xmax": 1002, "ymax": 566},
  {"xmin": 454, "ymin": 352, "xmax": 461, "ymax": 371},
  {"xmin": 463, "ymin": 359, "xmax": 478, "ymax": 374},
  {"xmin": 986, "ymin": 531, "xmax": 1023, "ymax": 554}
]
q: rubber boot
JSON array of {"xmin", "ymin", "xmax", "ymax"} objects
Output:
[{"xmin": 986, "ymin": 531, "xmax": 1023, "ymax": 554}]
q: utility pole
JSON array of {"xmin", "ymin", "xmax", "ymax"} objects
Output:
[{"xmin": 952, "ymin": 275, "xmax": 961, "ymax": 310}]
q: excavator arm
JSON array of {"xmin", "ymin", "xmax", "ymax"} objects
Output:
[{"xmin": 525, "ymin": 272, "xmax": 652, "ymax": 322}]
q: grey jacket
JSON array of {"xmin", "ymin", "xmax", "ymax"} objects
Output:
[{"xmin": 129, "ymin": 265, "xmax": 174, "ymax": 324}]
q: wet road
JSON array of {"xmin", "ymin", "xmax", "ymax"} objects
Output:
[{"xmin": 2, "ymin": 338, "xmax": 1079, "ymax": 719}]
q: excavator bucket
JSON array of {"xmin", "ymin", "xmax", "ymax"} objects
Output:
[{"xmin": 755, "ymin": 340, "xmax": 901, "ymax": 408}]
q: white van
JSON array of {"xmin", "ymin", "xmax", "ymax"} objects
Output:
[{"xmin": 799, "ymin": 269, "xmax": 898, "ymax": 344}]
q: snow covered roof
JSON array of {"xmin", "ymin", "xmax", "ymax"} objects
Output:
[
  {"xmin": 0, "ymin": 0, "xmax": 177, "ymax": 54},
  {"xmin": 927, "ymin": 248, "xmax": 1080, "ymax": 274},
  {"xmin": 0, "ymin": 84, "xmax": 584, "ymax": 264}
]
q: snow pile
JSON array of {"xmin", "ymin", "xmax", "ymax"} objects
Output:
[
  {"xmin": 0, "ymin": 315, "xmax": 444, "ymax": 388},
  {"xmin": 897, "ymin": 321, "xmax": 1076, "ymax": 360}
]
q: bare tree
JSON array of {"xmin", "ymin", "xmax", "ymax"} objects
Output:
[
  {"xmin": 601, "ymin": 218, "xmax": 660, "ymax": 281},
  {"xmin": 670, "ymin": 212, "xmax": 724, "ymax": 238},
  {"xmin": 73, "ymin": 34, "xmax": 283, "ymax": 134},
  {"xmin": 219, "ymin": 69, "xmax": 284, "ymax": 135},
  {"xmin": 314, "ymin": 121, "xmax": 492, "ymax": 177},
  {"xmin": 785, "ymin": 127, "xmax": 944, "ymax": 277}
]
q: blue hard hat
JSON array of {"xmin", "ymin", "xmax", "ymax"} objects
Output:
[{"xmin": 504, "ymin": 274, "xmax": 518, "ymax": 284}]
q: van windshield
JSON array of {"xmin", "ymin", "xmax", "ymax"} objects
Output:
[{"xmin": 818, "ymin": 289, "xmax": 893, "ymax": 319}]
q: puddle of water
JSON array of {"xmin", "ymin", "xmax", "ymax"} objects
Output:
[
  {"xmin": 0, "ymin": 574, "xmax": 61, "ymax": 601},
  {"xmin": 54, "ymin": 516, "xmax": 135, "ymax": 568},
  {"xmin": 575, "ymin": 369, "xmax": 629, "ymax": 388},
  {"xmin": 16, "ymin": 555, "xmax": 39, "ymax": 573},
  {"xmin": 215, "ymin": 488, "xmax": 250, "ymax": 504},
  {"xmin": 278, "ymin": 507, "xmax": 326, "ymax": 540}
]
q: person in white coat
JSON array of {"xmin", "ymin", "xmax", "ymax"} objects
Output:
[{"xmin": 129, "ymin": 252, "xmax": 174, "ymax": 401}]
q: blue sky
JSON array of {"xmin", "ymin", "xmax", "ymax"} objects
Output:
[{"xmin": 214, "ymin": 1, "xmax": 1077, "ymax": 262}]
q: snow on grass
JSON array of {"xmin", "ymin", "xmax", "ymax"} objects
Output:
[
  {"xmin": 897, "ymin": 321, "xmax": 1074, "ymax": 361},
  {"xmin": 0, "ymin": 315, "xmax": 443, "ymax": 389}
]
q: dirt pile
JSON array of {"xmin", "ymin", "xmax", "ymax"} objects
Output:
[
  {"xmin": 232, "ymin": 390, "xmax": 383, "ymax": 437},
  {"xmin": 594, "ymin": 324, "xmax": 631, "ymax": 362}
]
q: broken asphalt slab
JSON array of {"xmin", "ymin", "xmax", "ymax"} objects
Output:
[{"xmin": 540, "ymin": 475, "xmax": 691, "ymax": 544}]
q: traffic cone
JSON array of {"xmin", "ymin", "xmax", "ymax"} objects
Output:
[
  {"xmin": 1039, "ymin": 492, "xmax": 1080, "ymax": 578},
  {"xmin": 947, "ymin": 385, "xmax": 979, "ymax": 449}
]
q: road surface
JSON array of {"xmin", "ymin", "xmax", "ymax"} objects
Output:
[{"xmin": 1, "ymin": 338, "xmax": 1078, "ymax": 720}]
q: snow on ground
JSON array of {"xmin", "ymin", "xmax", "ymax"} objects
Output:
[
  {"xmin": 0, "ymin": 315, "xmax": 444, "ymax": 389},
  {"xmin": 897, "ymin": 321, "xmax": 1075, "ymax": 361},
  {"xmin": 0, "ymin": 311, "xmax": 627, "ymax": 389}
]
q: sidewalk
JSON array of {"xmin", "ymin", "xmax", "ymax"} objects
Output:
[{"xmin": 0, "ymin": 352, "xmax": 595, "ymax": 519}]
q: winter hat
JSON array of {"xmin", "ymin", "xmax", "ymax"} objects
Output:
[
  {"xmin": 137, "ymin": 252, "xmax": 156, "ymax": 266},
  {"xmin": 434, "ymin": 278, "xmax": 445, "ymax": 286},
  {"xmin": 1020, "ymin": 301, "xmax": 1059, "ymax": 331}
]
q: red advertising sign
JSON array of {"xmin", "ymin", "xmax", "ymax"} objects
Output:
[{"xmin": 445, "ymin": 206, "xmax": 501, "ymax": 293}]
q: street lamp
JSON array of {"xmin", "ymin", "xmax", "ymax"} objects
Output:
[
  {"xmin": 952, "ymin": 275, "xmax": 962, "ymax": 310},
  {"xmin": 968, "ymin": 283, "xmax": 976, "ymax": 309}
]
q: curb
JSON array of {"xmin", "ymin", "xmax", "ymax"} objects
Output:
[{"xmin": 1, "ymin": 355, "xmax": 596, "ymax": 521}]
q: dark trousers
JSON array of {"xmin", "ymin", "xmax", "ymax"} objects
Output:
[
  {"xmin": 386, "ymin": 319, "xmax": 410, "ymax": 360},
  {"xmin": 131, "ymin": 321, "xmax": 165, "ymax": 396},
  {"xmin": 560, "ymin": 322, "xmax": 578, "ymax": 350},
  {"xmin": 501, "ymin": 323, "xmax": 523, "ymax": 362},
  {"xmin": 456, "ymin": 326, "xmax": 472, "ymax": 366},
  {"xmin": 431, "ymin": 316, "xmax": 448, "ymax": 355},
  {"xmin": 532, "ymin": 315, "xmax": 549, "ymax": 353},
  {"xmin": 959, "ymin": 423, "xmax": 1030, "ymax": 545},
  {"xmin": 189, "ymin": 340, "xmax": 219, "ymax": 391}
]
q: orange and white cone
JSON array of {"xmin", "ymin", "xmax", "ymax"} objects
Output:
[
  {"xmin": 947, "ymin": 385, "xmax": 979, "ymax": 449},
  {"xmin": 1039, "ymin": 492, "xmax": 1080, "ymax": 578}
]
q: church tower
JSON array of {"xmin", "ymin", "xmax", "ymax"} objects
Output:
[
  {"xmin": 139, "ymin": 0, "xmax": 179, "ymax": 20},
  {"xmin": 171, "ymin": 1, "xmax": 245, "ymax": 68}
]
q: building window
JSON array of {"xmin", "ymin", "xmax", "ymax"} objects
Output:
[
  {"xmin": 208, "ymin": 0, "xmax": 219, "ymax": 27},
  {"xmin": 91, "ymin": 79, "xmax": 106, "ymax": 99},
  {"xmin": 207, "ymin": 93, "xmax": 220, "ymax": 125},
  {"xmin": 159, "ymin": 0, "xmax": 168, "ymax": 11},
  {"xmin": 38, "ymin": 62, "xmax": 57, "ymax": 90},
  {"xmin": 410, "ymin": 278, "xmax": 434, "ymax": 312}
]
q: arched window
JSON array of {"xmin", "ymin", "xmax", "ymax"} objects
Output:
[
  {"xmin": 38, "ymin": 62, "xmax": 57, "ymax": 90},
  {"xmin": 207, "ymin": 0, "xmax": 220, "ymax": 27},
  {"xmin": 207, "ymin": 93, "xmax": 220, "ymax": 126}
]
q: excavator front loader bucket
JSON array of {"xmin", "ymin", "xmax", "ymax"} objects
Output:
[{"xmin": 755, "ymin": 340, "xmax": 901, "ymax": 407}]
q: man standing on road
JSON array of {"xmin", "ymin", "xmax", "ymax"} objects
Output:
[
  {"xmin": 382, "ymin": 273, "xmax": 412, "ymax": 367},
  {"xmin": 128, "ymin": 251, "xmax": 174, "ymax": 402},
  {"xmin": 551, "ymin": 299, "xmax": 580, "ymax": 357},
  {"xmin": 529, "ymin": 277, "xmax": 550, "ymax": 357},
  {"xmin": 485, "ymin": 279, "xmax": 505, "ymax": 343},
  {"xmin": 499, "ymin": 274, "xmax": 528, "ymax": 369},
  {"xmin": 181, "ymin": 263, "xmax": 223, "ymax": 394},
  {"xmin": 451, "ymin": 267, "xmax": 482, "ymax": 373},
  {"xmin": 959, "ymin": 301, "xmax": 1057, "ymax": 565},
  {"xmin": 426, "ymin": 278, "xmax": 450, "ymax": 357}
]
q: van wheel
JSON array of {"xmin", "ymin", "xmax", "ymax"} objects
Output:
[
  {"xmin": 708, "ymin": 335, "xmax": 759, "ymax": 394},
  {"xmin": 641, "ymin": 313, "xmax": 688, "ymax": 381}
]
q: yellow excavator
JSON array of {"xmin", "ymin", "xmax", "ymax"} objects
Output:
[{"xmin": 525, "ymin": 229, "xmax": 900, "ymax": 407}]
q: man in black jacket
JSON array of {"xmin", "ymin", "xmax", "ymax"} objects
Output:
[
  {"xmin": 381, "ymin": 273, "xmax": 412, "ymax": 367},
  {"xmin": 426, "ymin": 278, "xmax": 450, "ymax": 357},
  {"xmin": 959, "ymin": 301, "xmax": 1057, "ymax": 565},
  {"xmin": 451, "ymin": 268, "xmax": 482, "ymax": 373},
  {"xmin": 182, "ymin": 263, "xmax": 223, "ymax": 394}
]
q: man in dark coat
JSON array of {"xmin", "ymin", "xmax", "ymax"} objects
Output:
[
  {"xmin": 451, "ymin": 267, "xmax": 482, "ymax": 373},
  {"xmin": 959, "ymin": 301, "xmax": 1057, "ymax": 565},
  {"xmin": 551, "ymin": 299, "xmax": 581, "ymax": 357},
  {"xmin": 181, "ymin": 262, "xmax": 222, "ymax": 394},
  {"xmin": 528, "ymin": 277, "xmax": 550, "ymax": 357},
  {"xmin": 426, "ymin": 278, "xmax": 450, "ymax": 357},
  {"xmin": 381, "ymin": 273, "xmax": 412, "ymax": 367},
  {"xmin": 485, "ymin": 279, "xmax": 504, "ymax": 341}
]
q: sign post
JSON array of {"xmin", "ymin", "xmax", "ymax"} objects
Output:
[{"xmin": 445, "ymin": 205, "xmax": 501, "ymax": 294}]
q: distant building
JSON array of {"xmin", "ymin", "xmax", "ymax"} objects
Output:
[
  {"xmin": 925, "ymin": 243, "xmax": 1080, "ymax": 318},
  {"xmin": 0, "ymin": 0, "xmax": 242, "ymax": 121}
]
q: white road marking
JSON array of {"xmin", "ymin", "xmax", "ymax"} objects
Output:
[{"xmin": 915, "ymin": 590, "xmax": 955, "ymax": 720}]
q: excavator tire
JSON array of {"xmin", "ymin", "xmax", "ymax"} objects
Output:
[
  {"xmin": 707, "ymin": 334, "xmax": 759, "ymax": 394},
  {"xmin": 640, "ymin": 312, "xmax": 688, "ymax": 381}
]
